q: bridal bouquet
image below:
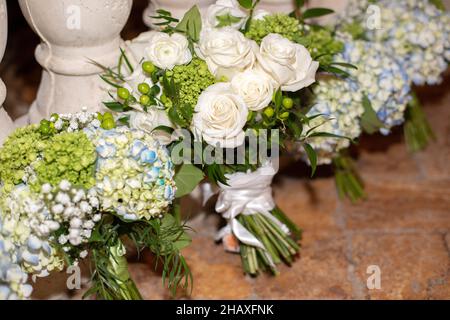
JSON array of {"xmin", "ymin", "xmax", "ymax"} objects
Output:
[
  {"xmin": 334, "ymin": 0, "xmax": 449, "ymax": 153},
  {"xmin": 98, "ymin": 0, "xmax": 359, "ymax": 276},
  {"xmin": 295, "ymin": 0, "xmax": 449, "ymax": 201},
  {"xmin": 0, "ymin": 110, "xmax": 193, "ymax": 299}
]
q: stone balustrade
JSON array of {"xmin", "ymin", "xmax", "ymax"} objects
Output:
[
  {"xmin": 17, "ymin": 0, "xmax": 132, "ymax": 124},
  {"xmin": 0, "ymin": 0, "xmax": 355, "ymax": 144},
  {"xmin": 0, "ymin": 0, "xmax": 15, "ymax": 144}
]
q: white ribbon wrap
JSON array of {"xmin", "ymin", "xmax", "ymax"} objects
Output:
[{"xmin": 215, "ymin": 163, "xmax": 289, "ymax": 255}]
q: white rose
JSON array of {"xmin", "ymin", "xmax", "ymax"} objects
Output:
[
  {"xmin": 231, "ymin": 69, "xmax": 276, "ymax": 111},
  {"xmin": 145, "ymin": 31, "xmax": 192, "ymax": 70},
  {"xmin": 204, "ymin": 0, "xmax": 248, "ymax": 30},
  {"xmin": 257, "ymin": 33, "xmax": 319, "ymax": 92},
  {"xmin": 196, "ymin": 27, "xmax": 258, "ymax": 79},
  {"xmin": 129, "ymin": 110, "xmax": 174, "ymax": 145},
  {"xmin": 193, "ymin": 82, "xmax": 248, "ymax": 148}
]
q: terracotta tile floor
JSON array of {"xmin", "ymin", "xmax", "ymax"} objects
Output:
[{"xmin": 2, "ymin": 1, "xmax": 449, "ymax": 300}]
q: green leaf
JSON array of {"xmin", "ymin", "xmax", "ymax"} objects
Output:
[
  {"xmin": 118, "ymin": 115, "xmax": 130, "ymax": 126},
  {"xmin": 303, "ymin": 143, "xmax": 317, "ymax": 177},
  {"xmin": 176, "ymin": 5, "xmax": 202, "ymax": 42},
  {"xmin": 272, "ymin": 89, "xmax": 283, "ymax": 109},
  {"xmin": 160, "ymin": 214, "xmax": 192, "ymax": 251},
  {"xmin": 429, "ymin": 0, "xmax": 446, "ymax": 10},
  {"xmin": 174, "ymin": 164, "xmax": 204, "ymax": 198},
  {"xmin": 238, "ymin": 0, "xmax": 253, "ymax": 9},
  {"xmin": 330, "ymin": 62, "xmax": 358, "ymax": 70},
  {"xmin": 320, "ymin": 65, "xmax": 351, "ymax": 77},
  {"xmin": 216, "ymin": 13, "xmax": 243, "ymax": 27},
  {"xmin": 361, "ymin": 95, "xmax": 384, "ymax": 134},
  {"xmin": 403, "ymin": 93, "xmax": 435, "ymax": 153},
  {"xmin": 295, "ymin": 0, "xmax": 305, "ymax": 9},
  {"xmin": 152, "ymin": 125, "xmax": 175, "ymax": 135},
  {"xmin": 103, "ymin": 101, "xmax": 125, "ymax": 112},
  {"xmin": 302, "ymin": 8, "xmax": 334, "ymax": 20}
]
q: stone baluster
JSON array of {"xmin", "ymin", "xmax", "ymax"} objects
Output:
[
  {"xmin": 143, "ymin": 0, "xmax": 214, "ymax": 29},
  {"xmin": 0, "ymin": 0, "xmax": 15, "ymax": 144},
  {"xmin": 18, "ymin": 0, "xmax": 133, "ymax": 124}
]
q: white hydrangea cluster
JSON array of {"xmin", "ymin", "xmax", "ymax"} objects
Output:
[
  {"xmin": 338, "ymin": 0, "xmax": 450, "ymax": 85},
  {"xmin": 50, "ymin": 108, "xmax": 101, "ymax": 132},
  {"xmin": 0, "ymin": 219, "xmax": 33, "ymax": 300},
  {"xmin": 41, "ymin": 180, "xmax": 101, "ymax": 250},
  {"xmin": 0, "ymin": 185, "xmax": 64, "ymax": 276},
  {"xmin": 84, "ymin": 127, "xmax": 176, "ymax": 221},
  {"xmin": 303, "ymin": 76, "xmax": 363, "ymax": 165},
  {"xmin": 339, "ymin": 40, "xmax": 411, "ymax": 134}
]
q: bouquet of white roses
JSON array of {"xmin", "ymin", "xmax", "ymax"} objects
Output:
[
  {"xmin": 0, "ymin": 109, "xmax": 193, "ymax": 299},
  {"xmin": 98, "ymin": 0, "xmax": 358, "ymax": 276}
]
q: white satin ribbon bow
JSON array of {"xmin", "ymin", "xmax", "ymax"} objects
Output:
[{"xmin": 214, "ymin": 163, "xmax": 290, "ymax": 258}]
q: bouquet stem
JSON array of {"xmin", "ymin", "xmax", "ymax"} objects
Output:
[
  {"xmin": 404, "ymin": 93, "xmax": 435, "ymax": 153},
  {"xmin": 333, "ymin": 153, "xmax": 366, "ymax": 203},
  {"xmin": 237, "ymin": 210, "xmax": 300, "ymax": 276},
  {"xmin": 101, "ymin": 239, "xmax": 142, "ymax": 300}
]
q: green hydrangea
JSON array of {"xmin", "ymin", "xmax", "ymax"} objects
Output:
[
  {"xmin": 0, "ymin": 125, "xmax": 47, "ymax": 192},
  {"xmin": 165, "ymin": 58, "xmax": 216, "ymax": 107},
  {"xmin": 32, "ymin": 131, "xmax": 97, "ymax": 190},
  {"xmin": 245, "ymin": 14, "xmax": 304, "ymax": 44},
  {"xmin": 304, "ymin": 28, "xmax": 344, "ymax": 66}
]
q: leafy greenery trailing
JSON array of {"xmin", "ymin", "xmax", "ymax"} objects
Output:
[
  {"xmin": 403, "ymin": 93, "xmax": 435, "ymax": 153},
  {"xmin": 84, "ymin": 212, "xmax": 193, "ymax": 299},
  {"xmin": 333, "ymin": 152, "xmax": 366, "ymax": 203}
]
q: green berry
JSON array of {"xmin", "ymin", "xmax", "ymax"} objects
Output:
[
  {"xmin": 138, "ymin": 82, "xmax": 150, "ymax": 95},
  {"xmin": 103, "ymin": 112, "xmax": 113, "ymax": 120},
  {"xmin": 142, "ymin": 61, "xmax": 156, "ymax": 74},
  {"xmin": 117, "ymin": 87, "xmax": 130, "ymax": 100},
  {"xmin": 101, "ymin": 118, "xmax": 116, "ymax": 130},
  {"xmin": 140, "ymin": 94, "xmax": 151, "ymax": 106},
  {"xmin": 279, "ymin": 112, "xmax": 290, "ymax": 120},
  {"xmin": 282, "ymin": 97, "xmax": 294, "ymax": 109},
  {"xmin": 39, "ymin": 120, "xmax": 50, "ymax": 134},
  {"xmin": 263, "ymin": 107, "xmax": 274, "ymax": 118},
  {"xmin": 97, "ymin": 112, "xmax": 103, "ymax": 121}
]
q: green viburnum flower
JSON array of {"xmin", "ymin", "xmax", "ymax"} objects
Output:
[
  {"xmin": 0, "ymin": 125, "xmax": 47, "ymax": 193},
  {"xmin": 304, "ymin": 28, "xmax": 344, "ymax": 66},
  {"xmin": 245, "ymin": 14, "xmax": 304, "ymax": 44},
  {"xmin": 164, "ymin": 58, "xmax": 216, "ymax": 107},
  {"xmin": 32, "ymin": 131, "xmax": 97, "ymax": 191}
]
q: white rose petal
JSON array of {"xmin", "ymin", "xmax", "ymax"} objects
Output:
[
  {"xmin": 145, "ymin": 31, "xmax": 192, "ymax": 70},
  {"xmin": 128, "ymin": 109, "xmax": 174, "ymax": 145},
  {"xmin": 196, "ymin": 27, "xmax": 258, "ymax": 79},
  {"xmin": 231, "ymin": 69, "xmax": 276, "ymax": 111},
  {"xmin": 193, "ymin": 82, "xmax": 248, "ymax": 148},
  {"xmin": 257, "ymin": 33, "xmax": 319, "ymax": 92}
]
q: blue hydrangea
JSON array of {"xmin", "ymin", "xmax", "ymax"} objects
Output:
[
  {"xmin": 339, "ymin": 40, "xmax": 412, "ymax": 134},
  {"xmin": 303, "ymin": 76, "xmax": 364, "ymax": 165},
  {"xmin": 0, "ymin": 218, "xmax": 33, "ymax": 300},
  {"xmin": 87, "ymin": 127, "xmax": 176, "ymax": 221},
  {"xmin": 338, "ymin": 0, "xmax": 450, "ymax": 85}
]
